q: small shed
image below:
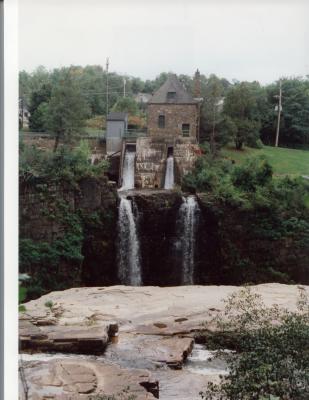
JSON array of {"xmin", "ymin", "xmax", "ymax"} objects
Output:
[{"xmin": 106, "ymin": 112, "xmax": 128, "ymax": 154}]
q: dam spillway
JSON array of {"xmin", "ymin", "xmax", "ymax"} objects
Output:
[
  {"xmin": 121, "ymin": 149, "xmax": 136, "ymax": 190},
  {"xmin": 164, "ymin": 156, "xmax": 174, "ymax": 190}
]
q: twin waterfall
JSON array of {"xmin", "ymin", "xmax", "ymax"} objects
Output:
[
  {"xmin": 117, "ymin": 195, "xmax": 200, "ymax": 286},
  {"xmin": 164, "ymin": 156, "xmax": 174, "ymax": 189},
  {"xmin": 118, "ymin": 149, "xmax": 198, "ymax": 285}
]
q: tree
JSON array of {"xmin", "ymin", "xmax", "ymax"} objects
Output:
[
  {"xmin": 223, "ymin": 82, "xmax": 262, "ymax": 149},
  {"xmin": 129, "ymin": 77, "xmax": 144, "ymax": 94},
  {"xmin": 28, "ymin": 83, "xmax": 52, "ymax": 131},
  {"xmin": 278, "ymin": 78, "xmax": 309, "ymax": 147},
  {"xmin": 44, "ymin": 72, "xmax": 90, "ymax": 151},
  {"xmin": 19, "ymin": 70, "xmax": 31, "ymax": 108},
  {"xmin": 261, "ymin": 77, "xmax": 309, "ymax": 148},
  {"xmin": 112, "ymin": 97, "xmax": 138, "ymax": 115},
  {"xmin": 201, "ymin": 75, "xmax": 225, "ymax": 154}
]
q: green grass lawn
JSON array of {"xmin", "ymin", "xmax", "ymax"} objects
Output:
[{"xmin": 222, "ymin": 145, "xmax": 309, "ymax": 177}]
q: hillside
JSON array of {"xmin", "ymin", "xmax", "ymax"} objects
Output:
[{"xmin": 222, "ymin": 145, "xmax": 309, "ymax": 176}]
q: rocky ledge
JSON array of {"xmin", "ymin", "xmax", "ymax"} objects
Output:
[
  {"xmin": 19, "ymin": 317, "xmax": 118, "ymax": 354},
  {"xmin": 19, "ymin": 284, "xmax": 308, "ymax": 399}
]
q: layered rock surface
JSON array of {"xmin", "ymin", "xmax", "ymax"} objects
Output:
[
  {"xmin": 19, "ymin": 357, "xmax": 159, "ymax": 400},
  {"xmin": 20, "ymin": 284, "xmax": 308, "ymax": 399},
  {"xmin": 21, "ymin": 284, "xmax": 306, "ymax": 332}
]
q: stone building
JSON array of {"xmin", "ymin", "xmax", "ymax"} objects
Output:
[
  {"xmin": 147, "ymin": 74, "xmax": 200, "ymax": 141},
  {"xmin": 133, "ymin": 74, "xmax": 201, "ymax": 189}
]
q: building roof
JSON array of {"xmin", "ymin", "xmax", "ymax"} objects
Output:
[
  {"xmin": 149, "ymin": 74, "xmax": 197, "ymax": 104},
  {"xmin": 106, "ymin": 112, "xmax": 128, "ymax": 121}
]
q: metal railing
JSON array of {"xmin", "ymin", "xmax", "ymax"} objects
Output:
[{"xmin": 123, "ymin": 128, "xmax": 147, "ymax": 138}]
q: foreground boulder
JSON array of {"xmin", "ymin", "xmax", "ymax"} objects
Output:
[
  {"xmin": 19, "ymin": 357, "xmax": 159, "ymax": 399},
  {"xmin": 19, "ymin": 314, "xmax": 118, "ymax": 355}
]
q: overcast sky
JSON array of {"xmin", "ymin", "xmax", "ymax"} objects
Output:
[{"xmin": 19, "ymin": 0, "xmax": 309, "ymax": 84}]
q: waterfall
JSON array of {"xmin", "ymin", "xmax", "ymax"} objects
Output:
[
  {"xmin": 121, "ymin": 150, "xmax": 136, "ymax": 190},
  {"xmin": 164, "ymin": 156, "xmax": 174, "ymax": 189},
  {"xmin": 178, "ymin": 196, "xmax": 200, "ymax": 285},
  {"xmin": 118, "ymin": 196, "xmax": 142, "ymax": 285}
]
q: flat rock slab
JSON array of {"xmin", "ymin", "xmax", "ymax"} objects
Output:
[
  {"xmin": 105, "ymin": 334, "xmax": 194, "ymax": 370},
  {"xmin": 21, "ymin": 284, "xmax": 308, "ymax": 334},
  {"xmin": 20, "ymin": 321, "xmax": 116, "ymax": 354},
  {"xmin": 19, "ymin": 358, "xmax": 158, "ymax": 400},
  {"xmin": 153, "ymin": 369, "xmax": 217, "ymax": 400}
]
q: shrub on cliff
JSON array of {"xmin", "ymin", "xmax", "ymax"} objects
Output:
[
  {"xmin": 182, "ymin": 153, "xmax": 309, "ymax": 216},
  {"xmin": 183, "ymin": 153, "xmax": 309, "ymax": 284},
  {"xmin": 20, "ymin": 141, "xmax": 108, "ymax": 186},
  {"xmin": 231, "ymin": 156, "xmax": 273, "ymax": 192},
  {"xmin": 19, "ymin": 141, "xmax": 110, "ymax": 299},
  {"xmin": 200, "ymin": 287, "xmax": 309, "ymax": 400},
  {"xmin": 182, "ymin": 155, "xmax": 233, "ymax": 193}
]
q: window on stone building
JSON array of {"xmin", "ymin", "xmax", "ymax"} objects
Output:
[
  {"xmin": 167, "ymin": 91, "xmax": 176, "ymax": 100},
  {"xmin": 158, "ymin": 115, "xmax": 165, "ymax": 128},
  {"xmin": 182, "ymin": 123, "xmax": 190, "ymax": 136}
]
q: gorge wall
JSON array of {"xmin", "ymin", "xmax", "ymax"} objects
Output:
[{"xmin": 20, "ymin": 178, "xmax": 309, "ymax": 298}]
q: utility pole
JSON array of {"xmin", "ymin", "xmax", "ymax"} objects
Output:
[
  {"xmin": 19, "ymin": 98, "xmax": 24, "ymax": 129},
  {"xmin": 21, "ymin": 98, "xmax": 24, "ymax": 128},
  {"xmin": 275, "ymin": 79, "xmax": 282, "ymax": 147},
  {"xmin": 106, "ymin": 57, "xmax": 109, "ymax": 118},
  {"xmin": 123, "ymin": 77, "xmax": 126, "ymax": 97}
]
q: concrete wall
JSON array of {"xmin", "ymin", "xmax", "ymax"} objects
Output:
[
  {"xmin": 174, "ymin": 143, "xmax": 200, "ymax": 180},
  {"xmin": 147, "ymin": 104, "xmax": 198, "ymax": 139},
  {"xmin": 135, "ymin": 137, "xmax": 200, "ymax": 189},
  {"xmin": 135, "ymin": 137, "xmax": 166, "ymax": 189}
]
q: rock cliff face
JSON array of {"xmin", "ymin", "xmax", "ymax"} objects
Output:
[
  {"xmin": 20, "ymin": 178, "xmax": 309, "ymax": 293},
  {"xmin": 19, "ymin": 177, "xmax": 118, "ymax": 292},
  {"xmin": 196, "ymin": 194, "xmax": 309, "ymax": 285},
  {"xmin": 131, "ymin": 190, "xmax": 183, "ymax": 285}
]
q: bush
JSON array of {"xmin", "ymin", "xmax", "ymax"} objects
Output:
[
  {"xmin": 44, "ymin": 300, "xmax": 53, "ymax": 309},
  {"xmin": 231, "ymin": 156, "xmax": 273, "ymax": 192},
  {"xmin": 200, "ymin": 287, "xmax": 309, "ymax": 400},
  {"xmin": 86, "ymin": 115, "xmax": 105, "ymax": 129},
  {"xmin": 20, "ymin": 141, "xmax": 109, "ymax": 186}
]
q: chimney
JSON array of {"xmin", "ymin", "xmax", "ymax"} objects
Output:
[{"xmin": 193, "ymin": 69, "xmax": 201, "ymax": 98}]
